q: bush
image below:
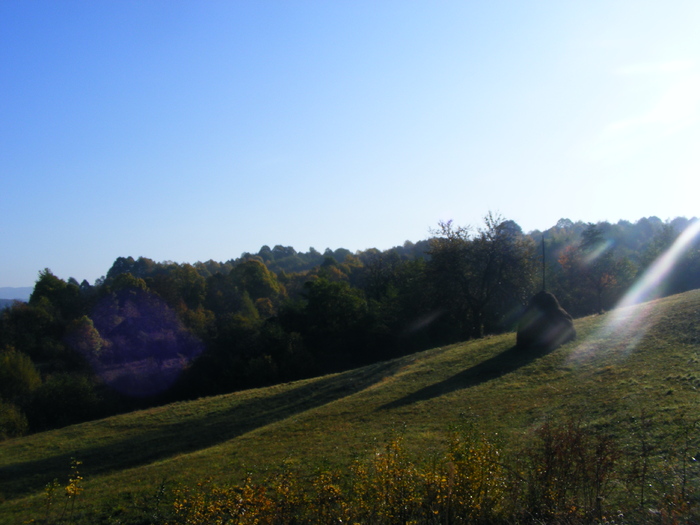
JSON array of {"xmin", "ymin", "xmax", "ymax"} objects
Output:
[
  {"xmin": 0, "ymin": 399, "xmax": 29, "ymax": 439},
  {"xmin": 521, "ymin": 419, "xmax": 619, "ymax": 523},
  {"xmin": 0, "ymin": 347, "xmax": 42, "ymax": 404},
  {"xmin": 27, "ymin": 374, "xmax": 99, "ymax": 431}
]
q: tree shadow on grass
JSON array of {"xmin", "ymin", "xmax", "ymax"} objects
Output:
[
  {"xmin": 0, "ymin": 359, "xmax": 402, "ymax": 500},
  {"xmin": 379, "ymin": 344, "xmax": 553, "ymax": 411}
]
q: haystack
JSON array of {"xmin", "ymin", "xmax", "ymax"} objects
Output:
[{"xmin": 516, "ymin": 291, "xmax": 576, "ymax": 349}]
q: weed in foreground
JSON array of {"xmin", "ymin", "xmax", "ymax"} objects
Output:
[
  {"xmin": 38, "ymin": 457, "xmax": 84, "ymax": 525},
  {"xmin": 521, "ymin": 419, "xmax": 620, "ymax": 523},
  {"xmin": 31, "ymin": 416, "xmax": 700, "ymax": 524}
]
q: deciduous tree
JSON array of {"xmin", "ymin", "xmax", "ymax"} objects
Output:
[{"xmin": 427, "ymin": 213, "xmax": 537, "ymax": 339}]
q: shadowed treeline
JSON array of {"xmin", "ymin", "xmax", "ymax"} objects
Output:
[
  {"xmin": 2, "ymin": 290, "xmax": 700, "ymax": 524},
  {"xmin": 1, "ymin": 214, "xmax": 698, "ymax": 439}
]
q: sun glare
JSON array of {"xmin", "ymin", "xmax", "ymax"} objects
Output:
[
  {"xmin": 582, "ymin": 239, "xmax": 614, "ymax": 265},
  {"xmin": 619, "ymin": 219, "xmax": 700, "ymax": 308},
  {"xmin": 570, "ymin": 219, "xmax": 700, "ymax": 362}
]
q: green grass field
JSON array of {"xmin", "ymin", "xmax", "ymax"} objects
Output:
[{"xmin": 1, "ymin": 290, "xmax": 699, "ymax": 523}]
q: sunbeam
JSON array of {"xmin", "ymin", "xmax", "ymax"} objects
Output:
[
  {"xmin": 618, "ymin": 219, "xmax": 700, "ymax": 309},
  {"xmin": 569, "ymin": 219, "xmax": 700, "ymax": 362},
  {"xmin": 583, "ymin": 239, "xmax": 614, "ymax": 266}
]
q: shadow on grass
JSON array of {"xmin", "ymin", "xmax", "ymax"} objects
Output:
[
  {"xmin": 379, "ymin": 344, "xmax": 553, "ymax": 411},
  {"xmin": 0, "ymin": 359, "xmax": 402, "ymax": 500}
]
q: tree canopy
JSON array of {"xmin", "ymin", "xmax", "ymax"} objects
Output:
[{"xmin": 1, "ymin": 214, "xmax": 698, "ymax": 437}]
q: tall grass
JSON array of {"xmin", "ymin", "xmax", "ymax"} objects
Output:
[
  {"xmin": 56, "ymin": 418, "xmax": 693, "ymax": 524},
  {"xmin": 31, "ymin": 417, "xmax": 698, "ymax": 524}
]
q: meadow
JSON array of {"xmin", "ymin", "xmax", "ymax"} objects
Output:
[{"xmin": 1, "ymin": 290, "xmax": 698, "ymax": 523}]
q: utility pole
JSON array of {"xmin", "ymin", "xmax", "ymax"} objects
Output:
[{"xmin": 542, "ymin": 233, "xmax": 546, "ymax": 292}]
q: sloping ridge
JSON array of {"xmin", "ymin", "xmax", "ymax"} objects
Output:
[
  {"xmin": 1, "ymin": 289, "xmax": 699, "ymax": 511},
  {"xmin": 0, "ymin": 359, "xmax": 405, "ymax": 499}
]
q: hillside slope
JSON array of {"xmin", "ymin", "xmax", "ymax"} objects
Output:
[{"xmin": 1, "ymin": 289, "xmax": 699, "ymax": 522}]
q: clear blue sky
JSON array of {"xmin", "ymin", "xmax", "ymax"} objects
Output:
[{"xmin": 2, "ymin": 1, "xmax": 699, "ymax": 287}]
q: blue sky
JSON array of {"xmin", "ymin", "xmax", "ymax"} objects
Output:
[{"xmin": 2, "ymin": 1, "xmax": 699, "ymax": 287}]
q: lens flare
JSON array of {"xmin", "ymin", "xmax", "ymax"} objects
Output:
[
  {"xmin": 619, "ymin": 219, "xmax": 700, "ymax": 309},
  {"xmin": 583, "ymin": 239, "xmax": 614, "ymax": 266},
  {"xmin": 569, "ymin": 219, "xmax": 700, "ymax": 362},
  {"xmin": 75, "ymin": 289, "xmax": 204, "ymax": 397}
]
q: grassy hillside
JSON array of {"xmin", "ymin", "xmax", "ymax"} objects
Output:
[{"xmin": 1, "ymin": 290, "xmax": 699, "ymax": 523}]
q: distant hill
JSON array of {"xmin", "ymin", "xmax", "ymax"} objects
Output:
[
  {"xmin": 0, "ymin": 299, "xmax": 17, "ymax": 310},
  {"xmin": 0, "ymin": 286, "xmax": 32, "ymax": 301}
]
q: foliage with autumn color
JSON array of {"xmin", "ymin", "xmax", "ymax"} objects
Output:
[{"xmin": 1, "ymin": 214, "xmax": 699, "ymax": 436}]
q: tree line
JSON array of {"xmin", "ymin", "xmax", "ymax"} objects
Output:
[{"xmin": 1, "ymin": 214, "xmax": 698, "ymax": 437}]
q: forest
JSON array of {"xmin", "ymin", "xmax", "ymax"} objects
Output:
[{"xmin": 1, "ymin": 213, "xmax": 699, "ymax": 438}]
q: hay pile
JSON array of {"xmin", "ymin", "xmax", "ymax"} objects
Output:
[{"xmin": 517, "ymin": 291, "xmax": 576, "ymax": 349}]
